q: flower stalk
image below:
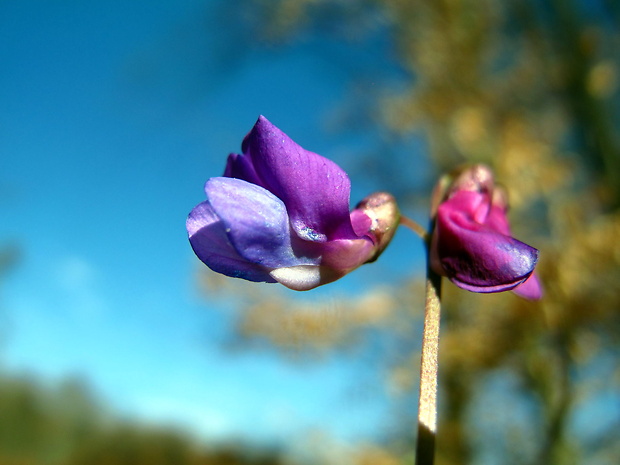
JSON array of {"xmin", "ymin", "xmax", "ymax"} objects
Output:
[
  {"xmin": 401, "ymin": 215, "xmax": 441, "ymax": 465},
  {"xmin": 400, "ymin": 215, "xmax": 428, "ymax": 241},
  {"xmin": 415, "ymin": 265, "xmax": 442, "ymax": 465}
]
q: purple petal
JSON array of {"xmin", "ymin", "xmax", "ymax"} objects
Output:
[
  {"xmin": 205, "ymin": 177, "xmax": 319, "ymax": 269},
  {"xmin": 242, "ymin": 116, "xmax": 356, "ymax": 242},
  {"xmin": 434, "ymin": 191, "xmax": 538, "ymax": 292},
  {"xmin": 186, "ymin": 201, "xmax": 275, "ymax": 282},
  {"xmin": 223, "ymin": 153, "xmax": 263, "ymax": 186}
]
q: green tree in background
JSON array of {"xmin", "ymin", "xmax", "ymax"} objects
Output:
[{"xmin": 0, "ymin": 373, "xmax": 295, "ymax": 465}]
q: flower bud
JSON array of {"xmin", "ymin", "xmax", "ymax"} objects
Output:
[
  {"xmin": 430, "ymin": 164, "xmax": 542, "ymax": 299},
  {"xmin": 353, "ymin": 192, "xmax": 400, "ymax": 263}
]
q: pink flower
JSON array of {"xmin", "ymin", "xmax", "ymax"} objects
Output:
[{"xmin": 430, "ymin": 165, "xmax": 542, "ymax": 300}]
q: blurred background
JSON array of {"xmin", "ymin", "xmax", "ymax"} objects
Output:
[{"xmin": 1, "ymin": 0, "xmax": 619, "ymax": 464}]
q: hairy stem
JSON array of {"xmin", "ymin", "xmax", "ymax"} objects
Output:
[{"xmin": 416, "ymin": 267, "xmax": 442, "ymax": 465}]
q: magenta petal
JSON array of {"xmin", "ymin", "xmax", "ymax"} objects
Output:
[
  {"xmin": 242, "ymin": 116, "xmax": 356, "ymax": 242},
  {"xmin": 320, "ymin": 237, "xmax": 376, "ymax": 270},
  {"xmin": 186, "ymin": 201, "xmax": 276, "ymax": 282},
  {"xmin": 485, "ymin": 201, "xmax": 511, "ymax": 236},
  {"xmin": 350, "ymin": 209, "xmax": 373, "ymax": 237},
  {"xmin": 512, "ymin": 272, "xmax": 543, "ymax": 300}
]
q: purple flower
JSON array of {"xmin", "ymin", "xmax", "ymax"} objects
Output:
[
  {"xmin": 187, "ymin": 116, "xmax": 399, "ymax": 291},
  {"xmin": 429, "ymin": 165, "xmax": 542, "ymax": 300}
]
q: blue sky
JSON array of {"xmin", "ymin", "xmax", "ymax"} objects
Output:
[{"xmin": 1, "ymin": 0, "xmax": 426, "ymax": 445}]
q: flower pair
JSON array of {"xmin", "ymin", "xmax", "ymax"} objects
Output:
[{"xmin": 187, "ymin": 117, "xmax": 540, "ymax": 299}]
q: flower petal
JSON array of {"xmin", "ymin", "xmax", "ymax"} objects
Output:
[
  {"xmin": 186, "ymin": 201, "xmax": 275, "ymax": 282},
  {"xmin": 485, "ymin": 188, "xmax": 511, "ymax": 235},
  {"xmin": 512, "ymin": 272, "xmax": 543, "ymax": 300},
  {"xmin": 320, "ymin": 237, "xmax": 376, "ymax": 270},
  {"xmin": 351, "ymin": 192, "xmax": 401, "ymax": 261},
  {"xmin": 350, "ymin": 209, "xmax": 372, "ymax": 237},
  {"xmin": 269, "ymin": 265, "xmax": 343, "ymax": 291},
  {"xmin": 223, "ymin": 153, "xmax": 263, "ymax": 186},
  {"xmin": 434, "ymin": 191, "xmax": 539, "ymax": 292},
  {"xmin": 242, "ymin": 116, "xmax": 356, "ymax": 242},
  {"xmin": 205, "ymin": 177, "xmax": 319, "ymax": 269}
]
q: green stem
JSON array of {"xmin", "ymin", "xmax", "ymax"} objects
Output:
[{"xmin": 415, "ymin": 266, "xmax": 442, "ymax": 465}]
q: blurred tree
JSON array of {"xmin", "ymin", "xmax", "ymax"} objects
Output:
[
  {"xmin": 0, "ymin": 372, "xmax": 297, "ymax": 465},
  {"xmin": 201, "ymin": 1, "xmax": 620, "ymax": 464}
]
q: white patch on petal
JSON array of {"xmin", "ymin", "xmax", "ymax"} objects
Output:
[{"xmin": 269, "ymin": 265, "xmax": 324, "ymax": 291}]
